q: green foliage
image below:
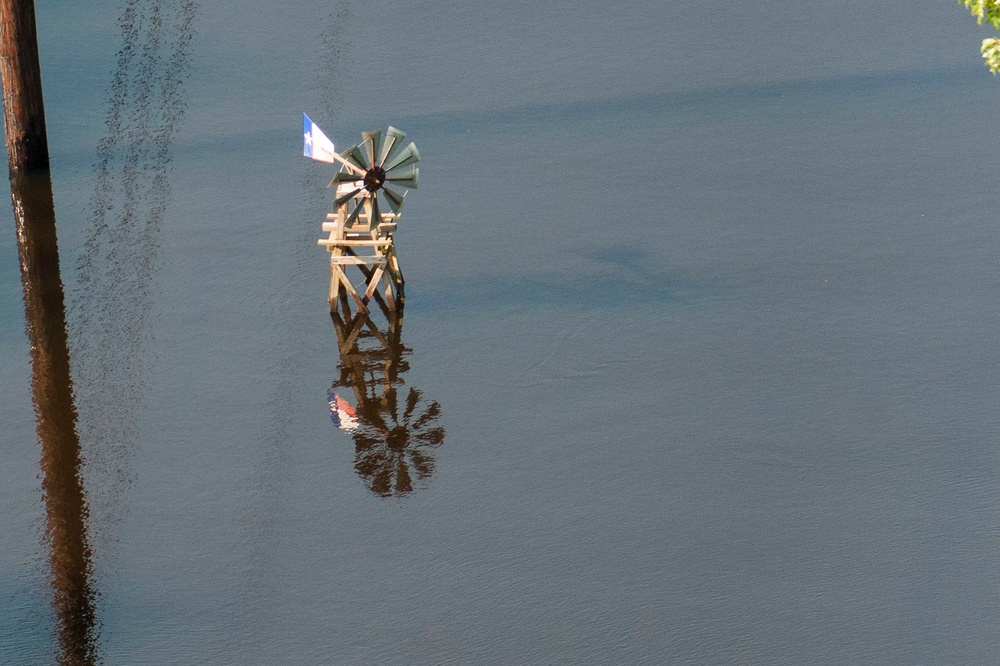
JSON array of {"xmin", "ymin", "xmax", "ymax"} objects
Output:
[
  {"xmin": 962, "ymin": 0, "xmax": 1000, "ymax": 28},
  {"xmin": 962, "ymin": 1, "xmax": 1000, "ymax": 73},
  {"xmin": 982, "ymin": 37, "xmax": 1000, "ymax": 74}
]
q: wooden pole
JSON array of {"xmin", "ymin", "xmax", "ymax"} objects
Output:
[
  {"xmin": 0, "ymin": 0, "xmax": 49, "ymax": 173},
  {"xmin": 2, "ymin": 2, "xmax": 90, "ymax": 654}
]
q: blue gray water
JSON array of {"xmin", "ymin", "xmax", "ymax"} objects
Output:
[{"xmin": 3, "ymin": 1, "xmax": 1000, "ymax": 663}]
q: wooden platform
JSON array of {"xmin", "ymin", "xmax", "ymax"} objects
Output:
[{"xmin": 318, "ymin": 184, "xmax": 405, "ymax": 317}]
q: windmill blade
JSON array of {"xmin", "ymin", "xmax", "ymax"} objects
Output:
[
  {"xmin": 386, "ymin": 167, "xmax": 418, "ymax": 189},
  {"xmin": 412, "ymin": 401, "xmax": 442, "ymax": 430},
  {"xmin": 408, "ymin": 448, "xmax": 436, "ymax": 476},
  {"xmin": 329, "ymin": 170, "xmax": 362, "ymax": 188},
  {"xmin": 339, "ymin": 144, "xmax": 360, "ymax": 167},
  {"xmin": 349, "ymin": 145, "xmax": 371, "ymax": 170},
  {"xmin": 345, "ymin": 196, "xmax": 367, "ymax": 226},
  {"xmin": 394, "ymin": 461, "xmax": 414, "ymax": 495},
  {"xmin": 403, "ymin": 387, "xmax": 421, "ymax": 423},
  {"xmin": 415, "ymin": 426, "xmax": 445, "ymax": 447},
  {"xmin": 341, "ymin": 144, "xmax": 369, "ymax": 171},
  {"xmin": 384, "ymin": 142, "xmax": 419, "ymax": 172},
  {"xmin": 334, "ymin": 187, "xmax": 362, "ymax": 208},
  {"xmin": 385, "ymin": 387, "xmax": 398, "ymax": 424},
  {"xmin": 378, "ymin": 126, "xmax": 406, "ymax": 167},
  {"xmin": 361, "ymin": 130, "xmax": 382, "ymax": 167},
  {"xmin": 380, "ymin": 185, "xmax": 406, "ymax": 214},
  {"xmin": 369, "ymin": 195, "xmax": 382, "ymax": 229}
]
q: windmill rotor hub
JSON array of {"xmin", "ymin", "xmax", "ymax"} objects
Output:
[
  {"xmin": 364, "ymin": 166, "xmax": 386, "ymax": 192},
  {"xmin": 387, "ymin": 425, "xmax": 408, "ymax": 451}
]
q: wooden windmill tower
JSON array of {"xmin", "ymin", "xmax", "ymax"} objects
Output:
[{"xmin": 305, "ymin": 116, "xmax": 420, "ymax": 317}]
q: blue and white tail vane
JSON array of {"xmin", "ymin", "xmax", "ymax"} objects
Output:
[{"xmin": 303, "ymin": 113, "xmax": 337, "ymax": 163}]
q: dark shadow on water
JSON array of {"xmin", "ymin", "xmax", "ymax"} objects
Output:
[
  {"xmin": 396, "ymin": 66, "xmax": 986, "ymax": 137},
  {"xmin": 329, "ymin": 306, "xmax": 446, "ymax": 498},
  {"xmin": 11, "ymin": 170, "xmax": 99, "ymax": 664},
  {"xmin": 414, "ymin": 264, "xmax": 707, "ymax": 312}
]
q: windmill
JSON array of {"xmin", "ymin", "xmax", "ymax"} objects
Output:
[{"xmin": 305, "ymin": 115, "xmax": 420, "ymax": 316}]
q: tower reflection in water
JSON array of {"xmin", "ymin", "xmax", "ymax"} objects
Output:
[{"xmin": 328, "ymin": 303, "xmax": 446, "ymax": 497}]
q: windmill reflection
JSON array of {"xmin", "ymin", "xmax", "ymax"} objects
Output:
[
  {"xmin": 329, "ymin": 304, "xmax": 445, "ymax": 497},
  {"xmin": 11, "ymin": 171, "xmax": 99, "ymax": 665}
]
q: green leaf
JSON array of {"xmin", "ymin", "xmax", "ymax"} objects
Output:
[{"xmin": 982, "ymin": 37, "xmax": 1000, "ymax": 74}]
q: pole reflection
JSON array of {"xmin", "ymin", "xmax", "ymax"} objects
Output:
[
  {"xmin": 11, "ymin": 170, "xmax": 98, "ymax": 665},
  {"xmin": 329, "ymin": 303, "xmax": 446, "ymax": 497}
]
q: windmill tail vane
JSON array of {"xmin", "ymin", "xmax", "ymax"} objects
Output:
[
  {"xmin": 303, "ymin": 113, "xmax": 338, "ymax": 164},
  {"xmin": 304, "ymin": 114, "xmax": 420, "ymax": 317}
]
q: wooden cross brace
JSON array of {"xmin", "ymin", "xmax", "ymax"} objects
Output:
[{"xmin": 318, "ymin": 188, "xmax": 405, "ymax": 318}]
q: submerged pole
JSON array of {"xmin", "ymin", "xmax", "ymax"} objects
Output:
[
  {"xmin": 2, "ymin": 15, "xmax": 78, "ymax": 596},
  {"xmin": 2, "ymin": 6, "xmax": 95, "ymax": 656},
  {"xmin": 0, "ymin": 0, "xmax": 49, "ymax": 173},
  {"xmin": 12, "ymin": 170, "xmax": 98, "ymax": 665}
]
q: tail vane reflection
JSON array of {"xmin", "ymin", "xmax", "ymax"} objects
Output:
[{"xmin": 330, "ymin": 309, "xmax": 445, "ymax": 497}]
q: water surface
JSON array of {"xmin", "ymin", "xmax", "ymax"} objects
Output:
[{"xmin": 3, "ymin": 1, "xmax": 1000, "ymax": 663}]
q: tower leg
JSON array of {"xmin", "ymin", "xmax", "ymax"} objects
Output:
[{"xmin": 329, "ymin": 263, "xmax": 340, "ymax": 312}]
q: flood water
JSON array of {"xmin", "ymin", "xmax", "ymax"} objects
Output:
[{"xmin": 3, "ymin": 1, "xmax": 1000, "ymax": 663}]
